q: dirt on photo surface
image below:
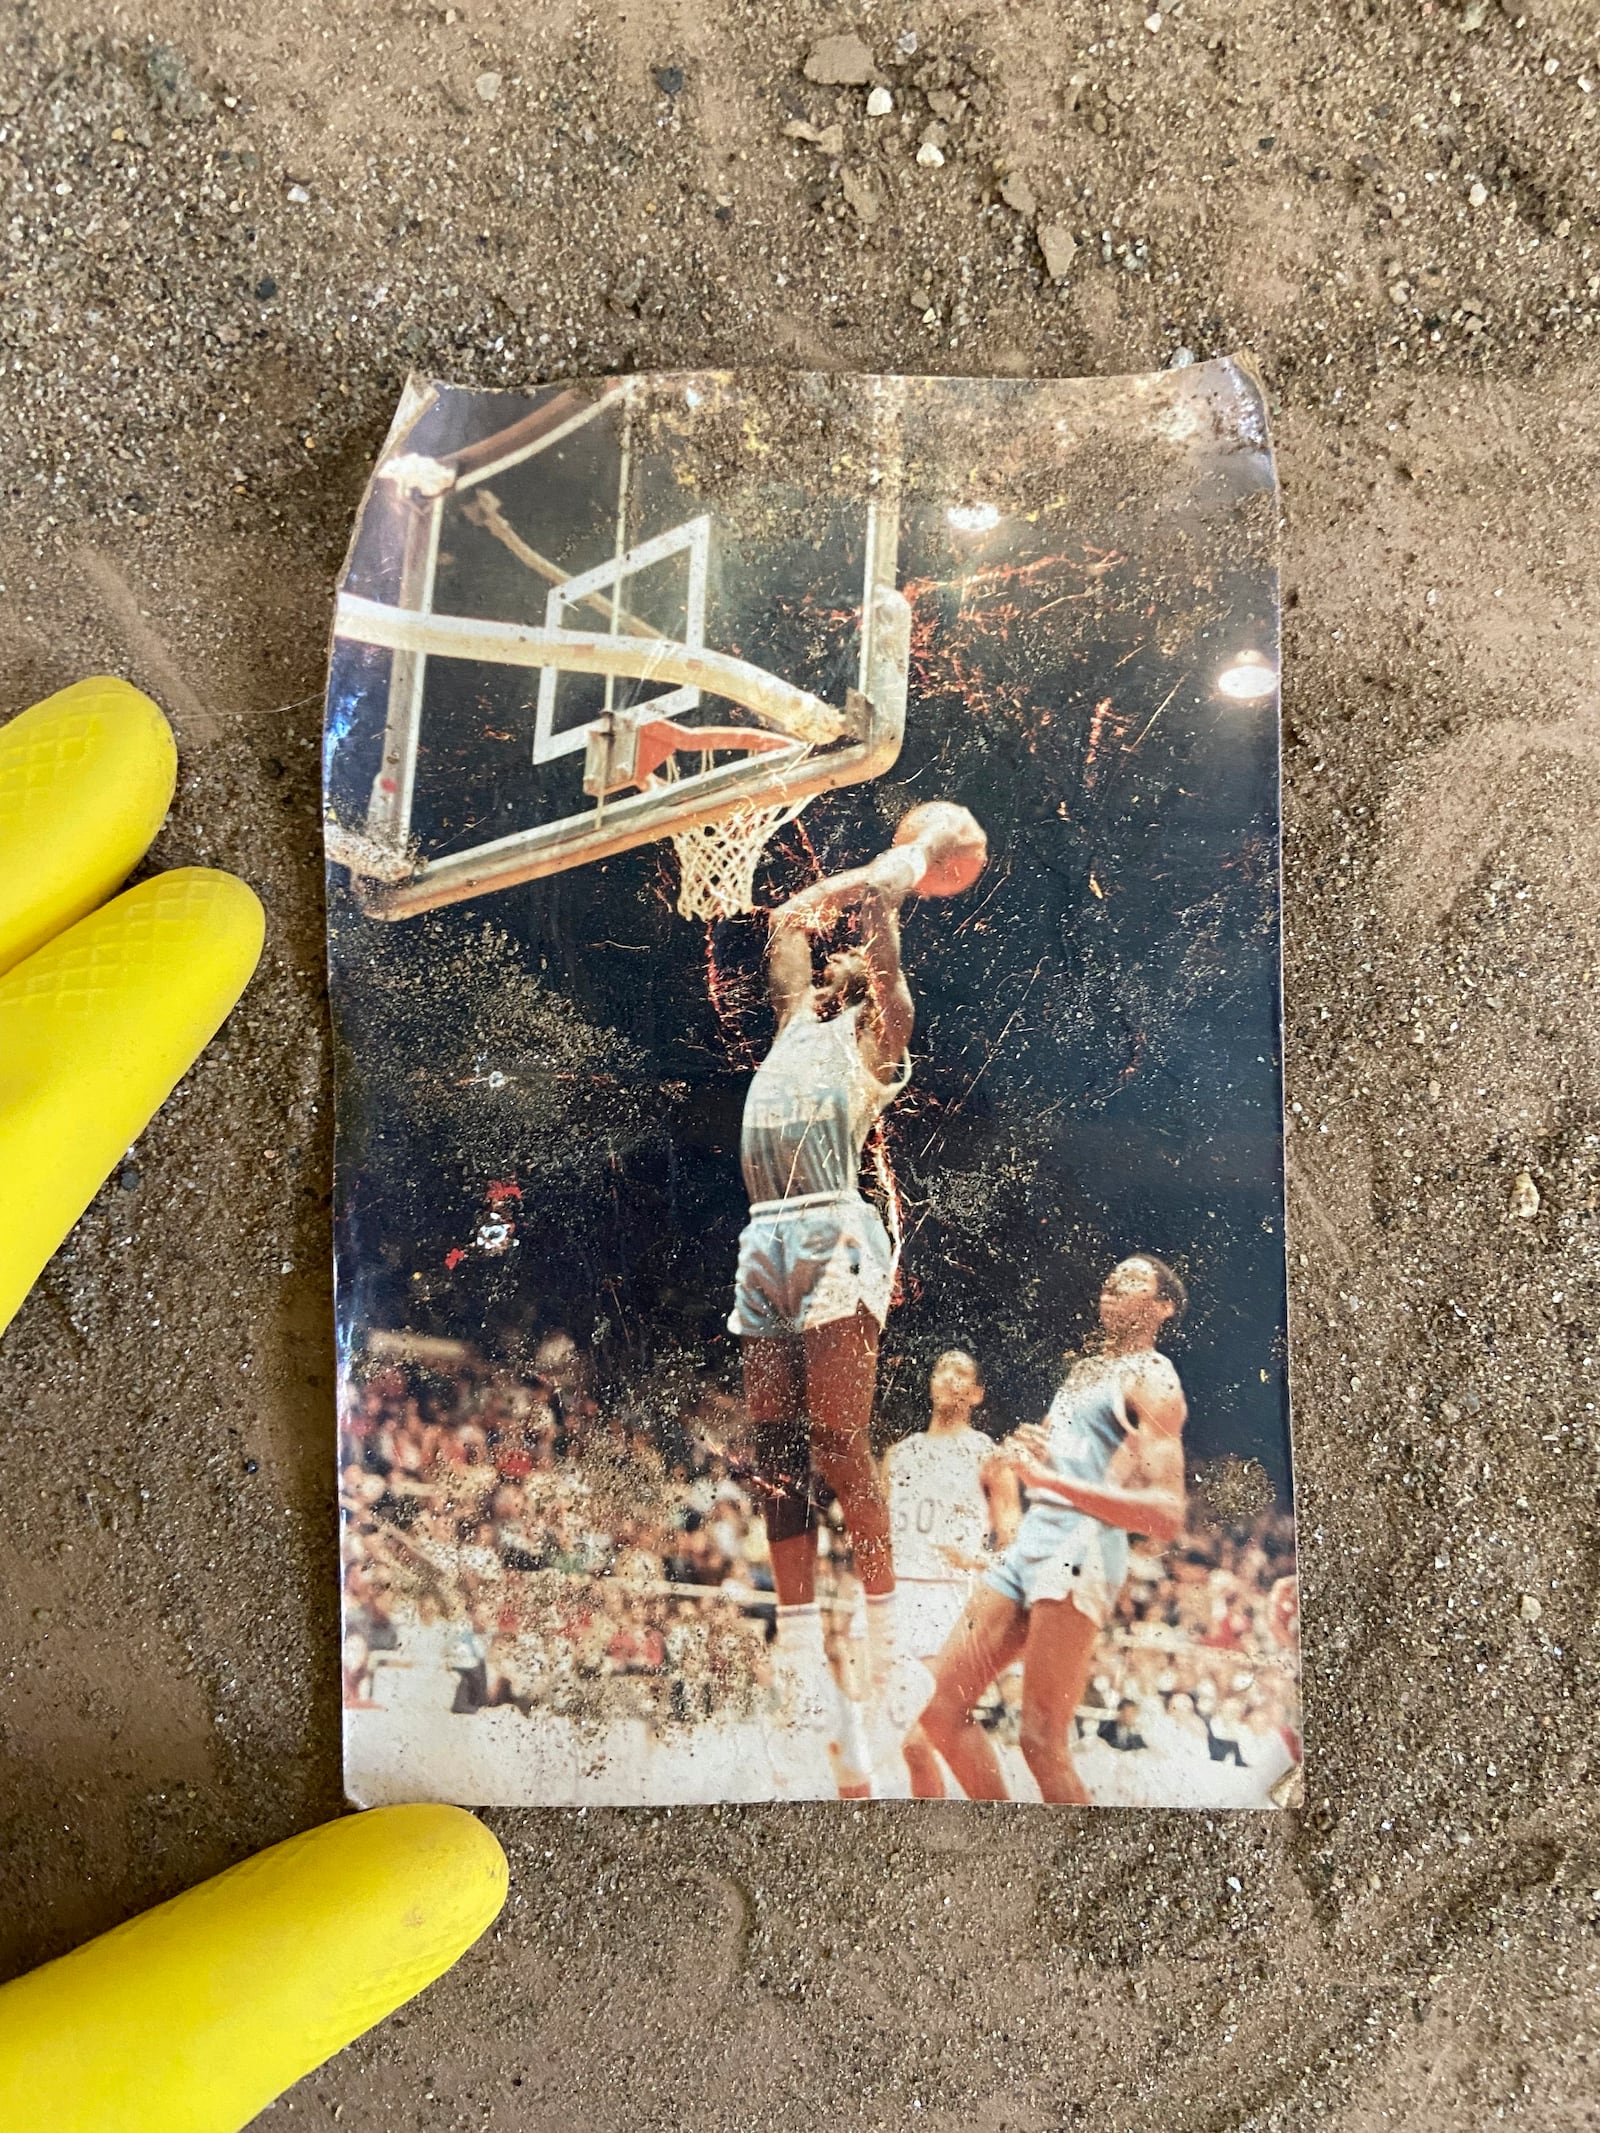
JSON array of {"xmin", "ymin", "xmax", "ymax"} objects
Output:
[{"xmin": 1, "ymin": 0, "xmax": 1597, "ymax": 2126}]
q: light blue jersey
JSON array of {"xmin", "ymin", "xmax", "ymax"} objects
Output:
[
  {"xmin": 739, "ymin": 1002, "xmax": 908, "ymax": 1208},
  {"xmin": 729, "ymin": 1003, "xmax": 910, "ymax": 1338},
  {"xmin": 986, "ymin": 1354, "xmax": 1156, "ymax": 1623}
]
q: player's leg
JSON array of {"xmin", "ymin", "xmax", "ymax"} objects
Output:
[
  {"xmin": 901, "ymin": 1721, "xmax": 946, "ymax": 1798},
  {"xmin": 743, "ymin": 1330, "xmax": 860, "ymax": 1794},
  {"xmin": 741, "ymin": 1332, "xmax": 812, "ymax": 1605},
  {"xmin": 918, "ymin": 1586, "xmax": 1029, "ymax": 1801},
  {"xmin": 1016, "ymin": 1597, "xmax": 1102, "ymax": 1805},
  {"xmin": 898, "ymin": 1583, "xmax": 967, "ymax": 1798},
  {"xmin": 805, "ymin": 1304, "xmax": 911, "ymax": 1789},
  {"xmin": 802, "ymin": 1304, "xmax": 890, "ymax": 1591}
]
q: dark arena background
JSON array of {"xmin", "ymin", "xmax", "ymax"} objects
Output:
[{"xmin": 324, "ymin": 363, "xmax": 1288, "ymax": 1503}]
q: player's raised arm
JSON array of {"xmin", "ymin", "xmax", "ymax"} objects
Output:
[
  {"xmin": 857, "ymin": 882, "xmax": 913, "ymax": 1074},
  {"xmin": 764, "ymin": 901, "xmax": 815, "ymax": 1025},
  {"xmin": 771, "ymin": 800, "xmax": 987, "ymax": 935}
]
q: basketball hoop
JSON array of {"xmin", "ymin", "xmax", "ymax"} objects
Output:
[
  {"xmin": 582, "ymin": 706, "xmax": 810, "ymax": 921},
  {"xmin": 328, "ymin": 375, "xmax": 911, "ymax": 921},
  {"xmin": 669, "ymin": 795, "xmax": 812, "ymax": 922}
]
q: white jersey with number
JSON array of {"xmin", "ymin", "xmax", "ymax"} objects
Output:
[{"xmin": 887, "ymin": 1428, "xmax": 994, "ymax": 1582}]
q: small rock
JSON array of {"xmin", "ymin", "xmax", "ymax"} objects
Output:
[
  {"xmin": 117, "ymin": 1163, "xmax": 141, "ymax": 1192},
  {"xmin": 1518, "ymin": 1593, "xmax": 1543, "ymax": 1623},
  {"xmin": 1037, "ymin": 219, "xmax": 1078, "ymax": 279},
  {"xmin": 784, "ymin": 118, "xmax": 846, "ymax": 155},
  {"xmin": 866, "ymin": 85, "xmax": 894, "ymax": 117},
  {"xmin": 841, "ymin": 166, "xmax": 882, "ymax": 222},
  {"xmin": 999, "ymin": 170, "xmax": 1037, "ymax": 215},
  {"xmin": 1461, "ymin": 0, "xmax": 1489, "ymax": 25},
  {"xmin": 804, "ymin": 32, "xmax": 875, "ymax": 87},
  {"xmin": 1388, "ymin": 279, "xmax": 1411, "ymax": 305},
  {"xmin": 1167, "ymin": 345, "xmax": 1196, "ymax": 368},
  {"xmin": 1468, "ymin": 179, "xmax": 1487, "ymax": 207},
  {"xmin": 285, "ymin": 182, "xmax": 311, "ymax": 205},
  {"xmin": 1145, "ymin": 9, "xmax": 1163, "ymax": 28},
  {"xmin": 1509, "ymin": 1170, "xmax": 1541, "ymax": 1220},
  {"xmin": 896, "ymin": 29, "xmax": 919, "ymax": 56},
  {"xmin": 652, "ymin": 64, "xmax": 685, "ymax": 98},
  {"xmin": 475, "ymin": 71, "xmax": 502, "ymax": 102},
  {"xmin": 916, "ymin": 139, "xmax": 945, "ymax": 168}
]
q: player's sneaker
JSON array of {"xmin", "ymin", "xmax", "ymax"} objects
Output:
[
  {"xmin": 769, "ymin": 1640, "xmax": 864, "ymax": 1800},
  {"xmin": 861, "ymin": 1696, "xmax": 913, "ymax": 1799},
  {"xmin": 827, "ymin": 1690, "xmax": 873, "ymax": 1801}
]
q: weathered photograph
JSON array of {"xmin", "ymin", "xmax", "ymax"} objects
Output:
[{"xmin": 324, "ymin": 361, "xmax": 1296, "ymax": 1807}]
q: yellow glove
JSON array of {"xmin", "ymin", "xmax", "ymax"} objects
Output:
[
  {"xmin": 0, "ymin": 1805, "xmax": 509, "ymax": 2133},
  {"xmin": 0, "ymin": 675, "xmax": 262, "ymax": 1332},
  {"xmin": 0, "ymin": 679, "xmax": 509, "ymax": 2128}
]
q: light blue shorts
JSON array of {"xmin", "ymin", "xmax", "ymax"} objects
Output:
[
  {"xmin": 985, "ymin": 1501, "xmax": 1126, "ymax": 1627},
  {"xmin": 728, "ymin": 1192, "xmax": 896, "ymax": 1339}
]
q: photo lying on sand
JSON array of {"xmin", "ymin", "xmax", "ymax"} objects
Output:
[{"xmin": 324, "ymin": 361, "xmax": 1298, "ymax": 1808}]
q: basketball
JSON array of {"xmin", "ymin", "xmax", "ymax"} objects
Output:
[{"xmin": 892, "ymin": 801, "xmax": 988, "ymax": 897}]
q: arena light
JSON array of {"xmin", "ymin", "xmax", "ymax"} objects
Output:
[
  {"xmin": 946, "ymin": 501, "xmax": 1001, "ymax": 534},
  {"xmin": 1215, "ymin": 651, "xmax": 1277, "ymax": 701}
]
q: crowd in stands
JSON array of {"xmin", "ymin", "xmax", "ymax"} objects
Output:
[
  {"xmin": 340, "ymin": 1338, "xmax": 1299, "ymax": 1776},
  {"xmin": 1079, "ymin": 1513, "xmax": 1302, "ymax": 1770},
  {"xmin": 340, "ymin": 1335, "xmax": 780, "ymax": 1727}
]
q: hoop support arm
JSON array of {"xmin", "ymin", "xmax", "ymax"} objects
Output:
[
  {"xmin": 335, "ymin": 595, "xmax": 850, "ymax": 749},
  {"xmin": 329, "ymin": 583, "xmax": 910, "ymax": 920}
]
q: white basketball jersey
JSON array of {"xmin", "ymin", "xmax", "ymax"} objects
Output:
[{"xmin": 887, "ymin": 1427, "xmax": 993, "ymax": 1582}]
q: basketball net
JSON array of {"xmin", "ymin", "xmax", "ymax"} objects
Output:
[{"xmin": 670, "ymin": 795, "xmax": 812, "ymax": 922}]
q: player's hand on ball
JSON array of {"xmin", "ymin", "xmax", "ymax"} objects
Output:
[
  {"xmin": 889, "ymin": 800, "xmax": 987, "ymax": 897},
  {"xmin": 0, "ymin": 679, "xmax": 509, "ymax": 2130},
  {"xmin": 770, "ymin": 802, "xmax": 988, "ymax": 928}
]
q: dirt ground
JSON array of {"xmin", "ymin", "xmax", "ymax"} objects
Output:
[{"xmin": 3, "ymin": 0, "xmax": 1598, "ymax": 2125}]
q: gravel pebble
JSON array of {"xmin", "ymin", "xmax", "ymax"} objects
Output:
[{"xmin": 803, "ymin": 32, "xmax": 875, "ymax": 86}]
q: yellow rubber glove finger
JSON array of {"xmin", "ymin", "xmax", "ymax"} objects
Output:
[
  {"xmin": 0, "ymin": 1803, "xmax": 509, "ymax": 2133},
  {"xmin": 0, "ymin": 676, "xmax": 177, "ymax": 979},
  {"xmin": 0, "ymin": 865, "xmax": 265, "ymax": 1335}
]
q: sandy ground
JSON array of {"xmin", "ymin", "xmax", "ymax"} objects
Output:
[{"xmin": 3, "ymin": 0, "xmax": 1599, "ymax": 2126}]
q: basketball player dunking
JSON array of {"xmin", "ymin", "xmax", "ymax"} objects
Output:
[
  {"xmin": 885, "ymin": 1349, "xmax": 1020, "ymax": 1797},
  {"xmin": 917, "ymin": 1256, "xmax": 1189, "ymax": 1805},
  {"xmin": 730, "ymin": 804, "xmax": 986, "ymax": 1797}
]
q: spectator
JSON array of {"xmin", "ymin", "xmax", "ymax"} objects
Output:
[
  {"xmin": 1205, "ymin": 1697, "xmax": 1248, "ymax": 1766},
  {"xmin": 1097, "ymin": 1698, "xmax": 1148, "ymax": 1753},
  {"xmin": 342, "ymin": 1627, "xmax": 377, "ymax": 1708}
]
